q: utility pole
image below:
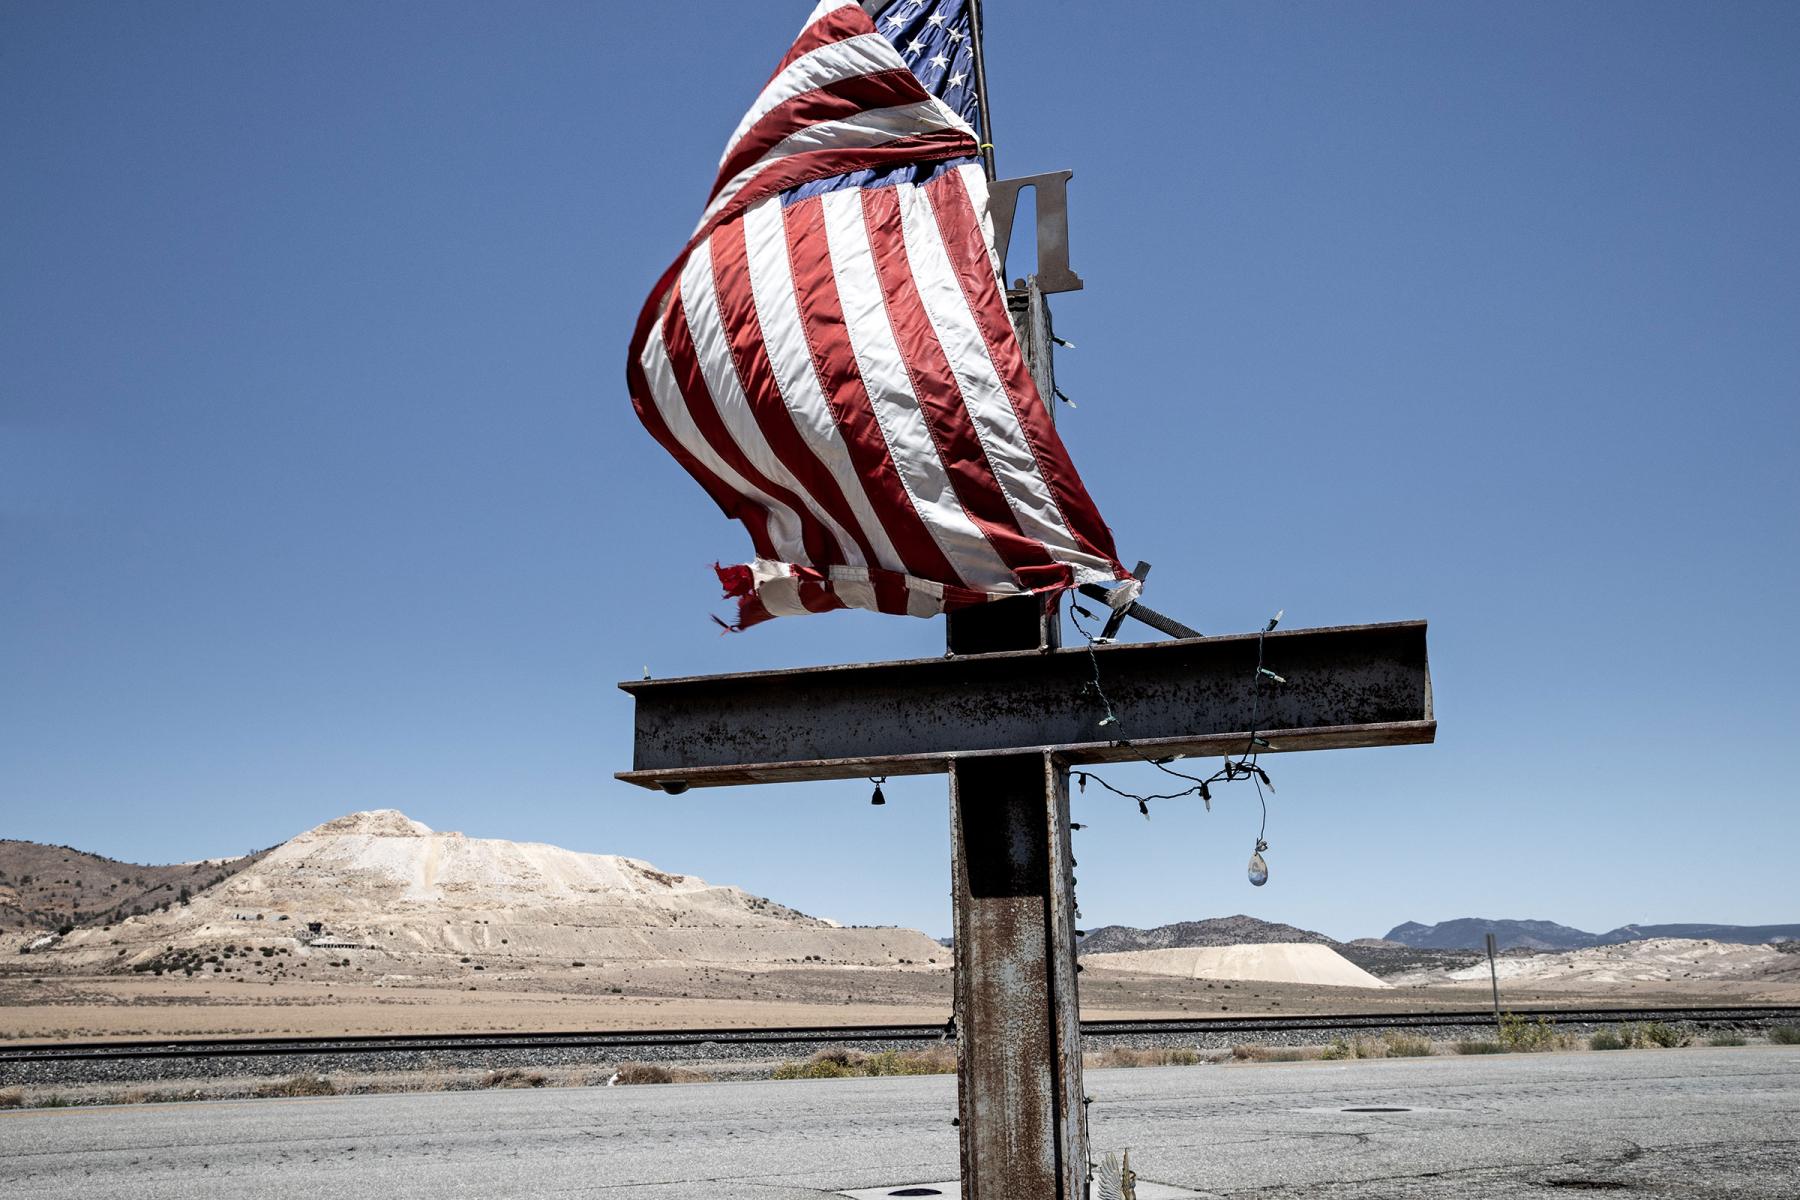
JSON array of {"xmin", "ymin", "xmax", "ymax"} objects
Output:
[{"xmin": 1486, "ymin": 931, "xmax": 1502, "ymax": 1035}]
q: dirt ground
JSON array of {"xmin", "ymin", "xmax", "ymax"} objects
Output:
[{"xmin": 5, "ymin": 963, "xmax": 1795, "ymax": 1042}]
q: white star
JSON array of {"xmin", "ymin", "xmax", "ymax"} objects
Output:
[
  {"xmin": 907, "ymin": 37, "xmax": 926, "ymax": 53},
  {"xmin": 948, "ymin": 70, "xmax": 967, "ymax": 87},
  {"xmin": 927, "ymin": 10, "xmax": 946, "ymax": 25},
  {"xmin": 929, "ymin": 53, "xmax": 950, "ymax": 69},
  {"xmin": 947, "ymin": 29, "xmax": 964, "ymax": 41},
  {"xmin": 885, "ymin": 13, "xmax": 905, "ymax": 28}
]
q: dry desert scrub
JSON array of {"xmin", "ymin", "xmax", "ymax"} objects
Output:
[
  {"xmin": 771, "ymin": 1046, "xmax": 956, "ymax": 1080},
  {"xmin": 1320, "ymin": 1032, "xmax": 1437, "ymax": 1061},
  {"xmin": 1454, "ymin": 1040, "xmax": 1506, "ymax": 1054},
  {"xmin": 0, "ymin": 1062, "xmax": 719, "ymax": 1109},
  {"xmin": 610, "ymin": 1062, "xmax": 714, "ymax": 1085},
  {"xmin": 1088, "ymin": 1046, "xmax": 1202, "ymax": 1069},
  {"xmin": 253, "ymin": 1074, "xmax": 337, "ymax": 1098},
  {"xmin": 1498, "ymin": 1013, "xmax": 1573, "ymax": 1052},
  {"xmin": 1589, "ymin": 1021, "xmax": 1691, "ymax": 1051},
  {"xmin": 1230, "ymin": 1044, "xmax": 1319, "ymax": 1063},
  {"xmin": 1769, "ymin": 1025, "xmax": 1800, "ymax": 1045},
  {"xmin": 481, "ymin": 1068, "xmax": 548, "ymax": 1088}
]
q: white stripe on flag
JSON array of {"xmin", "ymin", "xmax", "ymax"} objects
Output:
[
  {"xmin": 680, "ymin": 242, "xmax": 868, "ymax": 566},
  {"xmin": 698, "ymin": 102, "xmax": 967, "ymax": 236},
  {"xmin": 829, "ymin": 572, "xmax": 878, "ymax": 614},
  {"xmin": 639, "ymin": 322, "xmax": 813, "ymax": 564},
  {"xmin": 895, "ymin": 182, "xmax": 1115, "ymax": 577},
  {"xmin": 739, "ymin": 196, "xmax": 906, "ymax": 574},
  {"xmin": 719, "ymin": 33, "xmax": 898, "ymax": 169},
  {"xmin": 818, "ymin": 187, "xmax": 1019, "ymax": 592},
  {"xmin": 955, "ymin": 163, "xmax": 1009, "ymax": 294},
  {"xmin": 748, "ymin": 562, "xmax": 813, "ymax": 617}
]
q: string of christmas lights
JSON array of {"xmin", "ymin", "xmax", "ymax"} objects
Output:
[{"xmin": 1067, "ymin": 594, "xmax": 1281, "ymax": 886}]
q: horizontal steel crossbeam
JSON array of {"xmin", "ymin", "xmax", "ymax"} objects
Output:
[{"xmin": 617, "ymin": 620, "xmax": 1433, "ymax": 790}]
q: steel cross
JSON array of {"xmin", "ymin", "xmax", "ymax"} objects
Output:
[{"xmin": 618, "ymin": 279, "xmax": 1434, "ymax": 1200}]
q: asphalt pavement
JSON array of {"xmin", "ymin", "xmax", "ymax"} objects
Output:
[{"xmin": 3, "ymin": 1045, "xmax": 1795, "ymax": 1198}]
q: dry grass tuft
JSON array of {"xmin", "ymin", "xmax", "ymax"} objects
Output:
[
  {"xmin": 1317, "ymin": 1032, "xmax": 1437, "ymax": 1061},
  {"xmin": 1498, "ymin": 1013, "xmax": 1572, "ymax": 1052},
  {"xmin": 1454, "ymin": 1039, "xmax": 1506, "ymax": 1054},
  {"xmin": 1230, "ymin": 1043, "xmax": 1317, "ymax": 1063},
  {"xmin": 480, "ymin": 1068, "xmax": 548, "ymax": 1089},
  {"xmin": 771, "ymin": 1046, "xmax": 955, "ymax": 1080},
  {"xmin": 613, "ymin": 1061, "xmax": 673, "ymax": 1085},
  {"xmin": 1089, "ymin": 1046, "xmax": 1202, "ymax": 1069},
  {"xmin": 1382, "ymin": 1032, "xmax": 1435, "ymax": 1058},
  {"xmin": 252, "ymin": 1074, "xmax": 337, "ymax": 1098}
]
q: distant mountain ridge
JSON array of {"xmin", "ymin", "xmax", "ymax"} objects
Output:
[
  {"xmin": 1385, "ymin": 918, "xmax": 1800, "ymax": 951},
  {"xmin": 1080, "ymin": 915, "xmax": 1335, "ymax": 955}
]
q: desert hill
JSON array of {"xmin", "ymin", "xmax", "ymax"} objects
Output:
[
  {"xmin": 1385, "ymin": 917, "xmax": 1800, "ymax": 951},
  {"xmin": 1384, "ymin": 917, "xmax": 1593, "ymax": 951},
  {"xmin": 27, "ymin": 810, "xmax": 946, "ymax": 972},
  {"xmin": 1080, "ymin": 915, "xmax": 1336, "ymax": 954},
  {"xmin": 0, "ymin": 839, "xmax": 268, "ymax": 933}
]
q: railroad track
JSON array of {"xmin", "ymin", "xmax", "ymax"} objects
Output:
[{"xmin": 7, "ymin": 1005, "xmax": 1796, "ymax": 1064}]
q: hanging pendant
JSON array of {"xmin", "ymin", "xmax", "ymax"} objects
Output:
[{"xmin": 1247, "ymin": 840, "xmax": 1269, "ymax": 887}]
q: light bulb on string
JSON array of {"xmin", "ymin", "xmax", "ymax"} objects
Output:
[{"xmin": 1247, "ymin": 839, "xmax": 1270, "ymax": 887}]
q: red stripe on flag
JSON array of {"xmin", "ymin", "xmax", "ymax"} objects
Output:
[
  {"xmin": 926, "ymin": 169, "xmax": 1128, "ymax": 576},
  {"xmin": 705, "ymin": 129, "xmax": 975, "ymax": 214},
  {"xmin": 628, "ymin": 340, "xmax": 779, "ymax": 564},
  {"xmin": 859, "ymin": 187, "xmax": 1072, "ymax": 594},
  {"xmin": 765, "ymin": 4, "xmax": 873, "ymax": 85},
  {"xmin": 706, "ymin": 219, "xmax": 886, "ymax": 572},
  {"xmin": 714, "ymin": 69, "xmax": 929, "ymax": 201},
  {"xmin": 795, "ymin": 577, "xmax": 846, "ymax": 615},
  {"xmin": 660, "ymin": 285, "xmax": 844, "ymax": 568},
  {"xmin": 870, "ymin": 571, "xmax": 910, "ymax": 615},
  {"xmin": 780, "ymin": 195, "xmax": 969, "ymax": 589}
]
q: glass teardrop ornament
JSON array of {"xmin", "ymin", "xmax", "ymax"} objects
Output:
[{"xmin": 1247, "ymin": 851, "xmax": 1269, "ymax": 887}]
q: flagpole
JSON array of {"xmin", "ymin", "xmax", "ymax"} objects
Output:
[{"xmin": 967, "ymin": 0, "xmax": 998, "ymax": 180}]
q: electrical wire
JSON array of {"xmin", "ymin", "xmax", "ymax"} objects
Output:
[{"xmin": 1066, "ymin": 593, "xmax": 1281, "ymax": 843}]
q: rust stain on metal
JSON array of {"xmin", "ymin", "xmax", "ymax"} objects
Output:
[{"xmin": 952, "ymin": 753, "xmax": 1085, "ymax": 1199}]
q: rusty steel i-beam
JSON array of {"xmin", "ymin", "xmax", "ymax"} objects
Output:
[
  {"xmin": 615, "ymin": 617, "xmax": 1434, "ymax": 1200},
  {"xmin": 617, "ymin": 620, "xmax": 1433, "ymax": 792}
]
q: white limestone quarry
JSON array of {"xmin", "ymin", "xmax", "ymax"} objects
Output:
[
  {"xmin": 56, "ymin": 810, "xmax": 944, "ymax": 969},
  {"xmin": 1083, "ymin": 943, "xmax": 1394, "ymax": 989},
  {"xmin": 1386, "ymin": 937, "xmax": 1797, "ymax": 988}
]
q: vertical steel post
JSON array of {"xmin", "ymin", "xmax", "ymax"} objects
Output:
[
  {"xmin": 950, "ymin": 752, "xmax": 1086, "ymax": 1200},
  {"xmin": 947, "ymin": 278, "xmax": 1088, "ymax": 1199}
]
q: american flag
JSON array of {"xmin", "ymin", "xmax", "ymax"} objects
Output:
[{"xmin": 627, "ymin": 0, "xmax": 1134, "ymax": 629}]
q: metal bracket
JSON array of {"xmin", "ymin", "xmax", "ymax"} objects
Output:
[{"xmin": 989, "ymin": 170, "xmax": 1084, "ymax": 294}]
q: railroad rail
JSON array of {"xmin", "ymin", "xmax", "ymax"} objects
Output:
[{"xmin": 6, "ymin": 1005, "xmax": 1796, "ymax": 1064}]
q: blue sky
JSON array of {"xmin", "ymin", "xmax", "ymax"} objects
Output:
[{"xmin": 4, "ymin": 2, "xmax": 1795, "ymax": 941}]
